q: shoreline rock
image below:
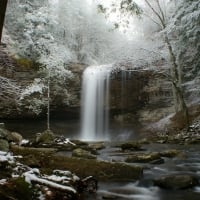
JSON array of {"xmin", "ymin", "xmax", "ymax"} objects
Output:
[{"xmin": 154, "ymin": 174, "xmax": 199, "ymax": 189}]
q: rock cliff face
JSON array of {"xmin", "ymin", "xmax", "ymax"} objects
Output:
[
  {"xmin": 0, "ymin": 46, "xmax": 86, "ymax": 119},
  {"xmin": 0, "ymin": 46, "xmax": 174, "ymax": 126},
  {"xmin": 109, "ymin": 68, "xmax": 174, "ymax": 124}
]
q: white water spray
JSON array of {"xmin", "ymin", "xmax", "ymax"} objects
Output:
[{"xmin": 80, "ymin": 65, "xmax": 112, "ymax": 141}]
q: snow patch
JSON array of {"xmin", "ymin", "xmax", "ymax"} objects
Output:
[{"xmin": 23, "ymin": 170, "xmax": 77, "ymax": 194}]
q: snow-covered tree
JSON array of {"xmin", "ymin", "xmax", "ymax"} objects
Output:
[
  {"xmin": 4, "ymin": 0, "xmax": 76, "ymax": 116},
  {"xmin": 97, "ymin": 0, "xmax": 194, "ymax": 127},
  {"xmin": 19, "ymin": 78, "xmax": 46, "ymax": 115},
  {"xmin": 5, "ymin": 0, "xmax": 125, "ymax": 65},
  {"xmin": 167, "ymin": 0, "xmax": 200, "ymax": 79},
  {"xmin": 49, "ymin": 0, "xmax": 126, "ymax": 64}
]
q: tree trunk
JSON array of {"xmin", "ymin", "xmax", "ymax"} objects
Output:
[
  {"xmin": 165, "ymin": 34, "xmax": 189, "ymax": 128},
  {"xmin": 0, "ymin": 0, "xmax": 8, "ymax": 44},
  {"xmin": 143, "ymin": 0, "xmax": 189, "ymax": 129},
  {"xmin": 172, "ymin": 81, "xmax": 189, "ymax": 129}
]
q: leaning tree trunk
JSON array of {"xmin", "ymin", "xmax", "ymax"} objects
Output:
[
  {"xmin": 172, "ymin": 81, "xmax": 189, "ymax": 128},
  {"xmin": 144, "ymin": 0, "xmax": 189, "ymax": 129},
  {"xmin": 165, "ymin": 35, "xmax": 189, "ymax": 128},
  {"xmin": 0, "ymin": 0, "xmax": 8, "ymax": 44}
]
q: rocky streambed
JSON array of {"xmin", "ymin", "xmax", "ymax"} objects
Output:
[{"xmin": 1, "ymin": 122, "xmax": 200, "ymax": 200}]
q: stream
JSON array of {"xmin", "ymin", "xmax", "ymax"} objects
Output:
[
  {"xmin": 93, "ymin": 143, "xmax": 200, "ymax": 200},
  {"xmin": 3, "ymin": 119, "xmax": 200, "ymax": 200}
]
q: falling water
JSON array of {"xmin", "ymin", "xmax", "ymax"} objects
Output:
[{"xmin": 80, "ymin": 65, "xmax": 112, "ymax": 141}]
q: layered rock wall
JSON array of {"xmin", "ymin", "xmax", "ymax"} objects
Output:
[
  {"xmin": 109, "ymin": 69, "xmax": 174, "ymax": 124},
  {"xmin": 0, "ymin": 46, "xmax": 174, "ymax": 125}
]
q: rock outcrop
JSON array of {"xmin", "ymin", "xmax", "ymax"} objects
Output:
[
  {"xmin": 0, "ymin": 46, "xmax": 185, "ymax": 129},
  {"xmin": 109, "ymin": 67, "xmax": 174, "ymax": 125},
  {"xmin": 0, "ymin": 45, "xmax": 86, "ymax": 119}
]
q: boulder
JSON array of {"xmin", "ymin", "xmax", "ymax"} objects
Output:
[
  {"xmin": 35, "ymin": 129, "xmax": 54, "ymax": 144},
  {"xmin": 149, "ymin": 158, "xmax": 165, "ymax": 164},
  {"xmin": 72, "ymin": 148, "xmax": 97, "ymax": 159},
  {"xmin": 125, "ymin": 152, "xmax": 160, "ymax": 163},
  {"xmin": 160, "ymin": 149, "xmax": 183, "ymax": 158},
  {"xmin": 0, "ymin": 123, "xmax": 5, "ymax": 129},
  {"xmin": 11, "ymin": 145, "xmax": 143, "ymax": 181},
  {"xmin": 154, "ymin": 174, "xmax": 199, "ymax": 189},
  {"xmin": 138, "ymin": 138, "xmax": 150, "ymax": 144},
  {"xmin": 88, "ymin": 142, "xmax": 106, "ymax": 150},
  {"xmin": 0, "ymin": 139, "xmax": 9, "ymax": 152},
  {"xmin": 0, "ymin": 126, "xmax": 10, "ymax": 139},
  {"xmin": 7, "ymin": 132, "xmax": 23, "ymax": 145},
  {"xmin": 0, "ymin": 177, "xmax": 34, "ymax": 200},
  {"xmin": 120, "ymin": 142, "xmax": 142, "ymax": 151}
]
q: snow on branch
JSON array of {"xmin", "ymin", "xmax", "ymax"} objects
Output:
[{"xmin": 23, "ymin": 170, "xmax": 77, "ymax": 194}]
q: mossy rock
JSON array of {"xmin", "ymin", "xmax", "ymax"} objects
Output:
[
  {"xmin": 0, "ymin": 177, "xmax": 34, "ymax": 200},
  {"xmin": 14, "ymin": 57, "xmax": 39, "ymax": 71},
  {"xmin": 0, "ymin": 123, "xmax": 5, "ymax": 129},
  {"xmin": 154, "ymin": 174, "xmax": 199, "ymax": 189},
  {"xmin": 36, "ymin": 129, "xmax": 55, "ymax": 144},
  {"xmin": 11, "ymin": 146, "xmax": 143, "ymax": 181},
  {"xmin": 160, "ymin": 149, "xmax": 183, "ymax": 158},
  {"xmin": 0, "ymin": 139, "xmax": 9, "ymax": 152},
  {"xmin": 10, "ymin": 144, "xmax": 57, "ymax": 169},
  {"xmin": 125, "ymin": 152, "xmax": 161, "ymax": 163},
  {"xmin": 72, "ymin": 148, "xmax": 97, "ymax": 159},
  {"xmin": 138, "ymin": 138, "xmax": 150, "ymax": 144},
  {"xmin": 88, "ymin": 142, "xmax": 106, "ymax": 150},
  {"xmin": 7, "ymin": 132, "xmax": 23, "ymax": 145},
  {"xmin": 48, "ymin": 156, "xmax": 143, "ymax": 181},
  {"xmin": 121, "ymin": 142, "xmax": 142, "ymax": 151},
  {"xmin": 0, "ymin": 127, "xmax": 10, "ymax": 139}
]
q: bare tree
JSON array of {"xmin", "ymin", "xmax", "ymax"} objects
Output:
[{"xmin": 0, "ymin": 0, "xmax": 8, "ymax": 44}]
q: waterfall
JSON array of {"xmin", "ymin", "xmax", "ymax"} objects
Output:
[{"xmin": 80, "ymin": 65, "xmax": 112, "ymax": 141}]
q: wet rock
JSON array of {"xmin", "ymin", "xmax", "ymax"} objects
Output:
[
  {"xmin": 120, "ymin": 142, "xmax": 142, "ymax": 151},
  {"xmin": 72, "ymin": 140, "xmax": 89, "ymax": 146},
  {"xmin": 157, "ymin": 139, "xmax": 167, "ymax": 144},
  {"xmin": 0, "ymin": 152, "xmax": 14, "ymax": 179},
  {"xmin": 149, "ymin": 158, "xmax": 165, "ymax": 164},
  {"xmin": 7, "ymin": 132, "xmax": 23, "ymax": 145},
  {"xmin": 160, "ymin": 149, "xmax": 182, "ymax": 158},
  {"xmin": 35, "ymin": 129, "xmax": 54, "ymax": 144},
  {"xmin": 154, "ymin": 174, "xmax": 199, "ymax": 189},
  {"xmin": 11, "ymin": 145, "xmax": 143, "ymax": 181},
  {"xmin": 0, "ymin": 122, "xmax": 5, "ymax": 129},
  {"xmin": 10, "ymin": 144, "xmax": 57, "ymax": 154},
  {"xmin": 0, "ymin": 139, "xmax": 9, "ymax": 152},
  {"xmin": 24, "ymin": 154, "xmax": 42, "ymax": 168},
  {"xmin": 88, "ymin": 142, "xmax": 106, "ymax": 150},
  {"xmin": 77, "ymin": 176, "xmax": 98, "ymax": 193},
  {"xmin": 72, "ymin": 148, "xmax": 97, "ymax": 159},
  {"xmin": 102, "ymin": 194, "xmax": 118, "ymax": 199},
  {"xmin": 138, "ymin": 138, "xmax": 150, "ymax": 144},
  {"xmin": 0, "ymin": 126, "xmax": 10, "ymax": 139},
  {"xmin": 187, "ymin": 138, "xmax": 200, "ymax": 144},
  {"xmin": 0, "ymin": 177, "xmax": 34, "ymax": 200},
  {"xmin": 125, "ymin": 152, "xmax": 160, "ymax": 163}
]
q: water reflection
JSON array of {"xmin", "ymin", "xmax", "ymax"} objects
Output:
[{"xmin": 2, "ymin": 119, "xmax": 137, "ymax": 141}]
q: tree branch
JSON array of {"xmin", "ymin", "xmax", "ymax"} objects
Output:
[
  {"xmin": 144, "ymin": 0, "xmax": 166, "ymax": 28},
  {"xmin": 155, "ymin": 0, "xmax": 166, "ymax": 23}
]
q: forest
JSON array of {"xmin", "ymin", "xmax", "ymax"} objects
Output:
[{"xmin": 0, "ymin": 0, "xmax": 200, "ymax": 199}]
